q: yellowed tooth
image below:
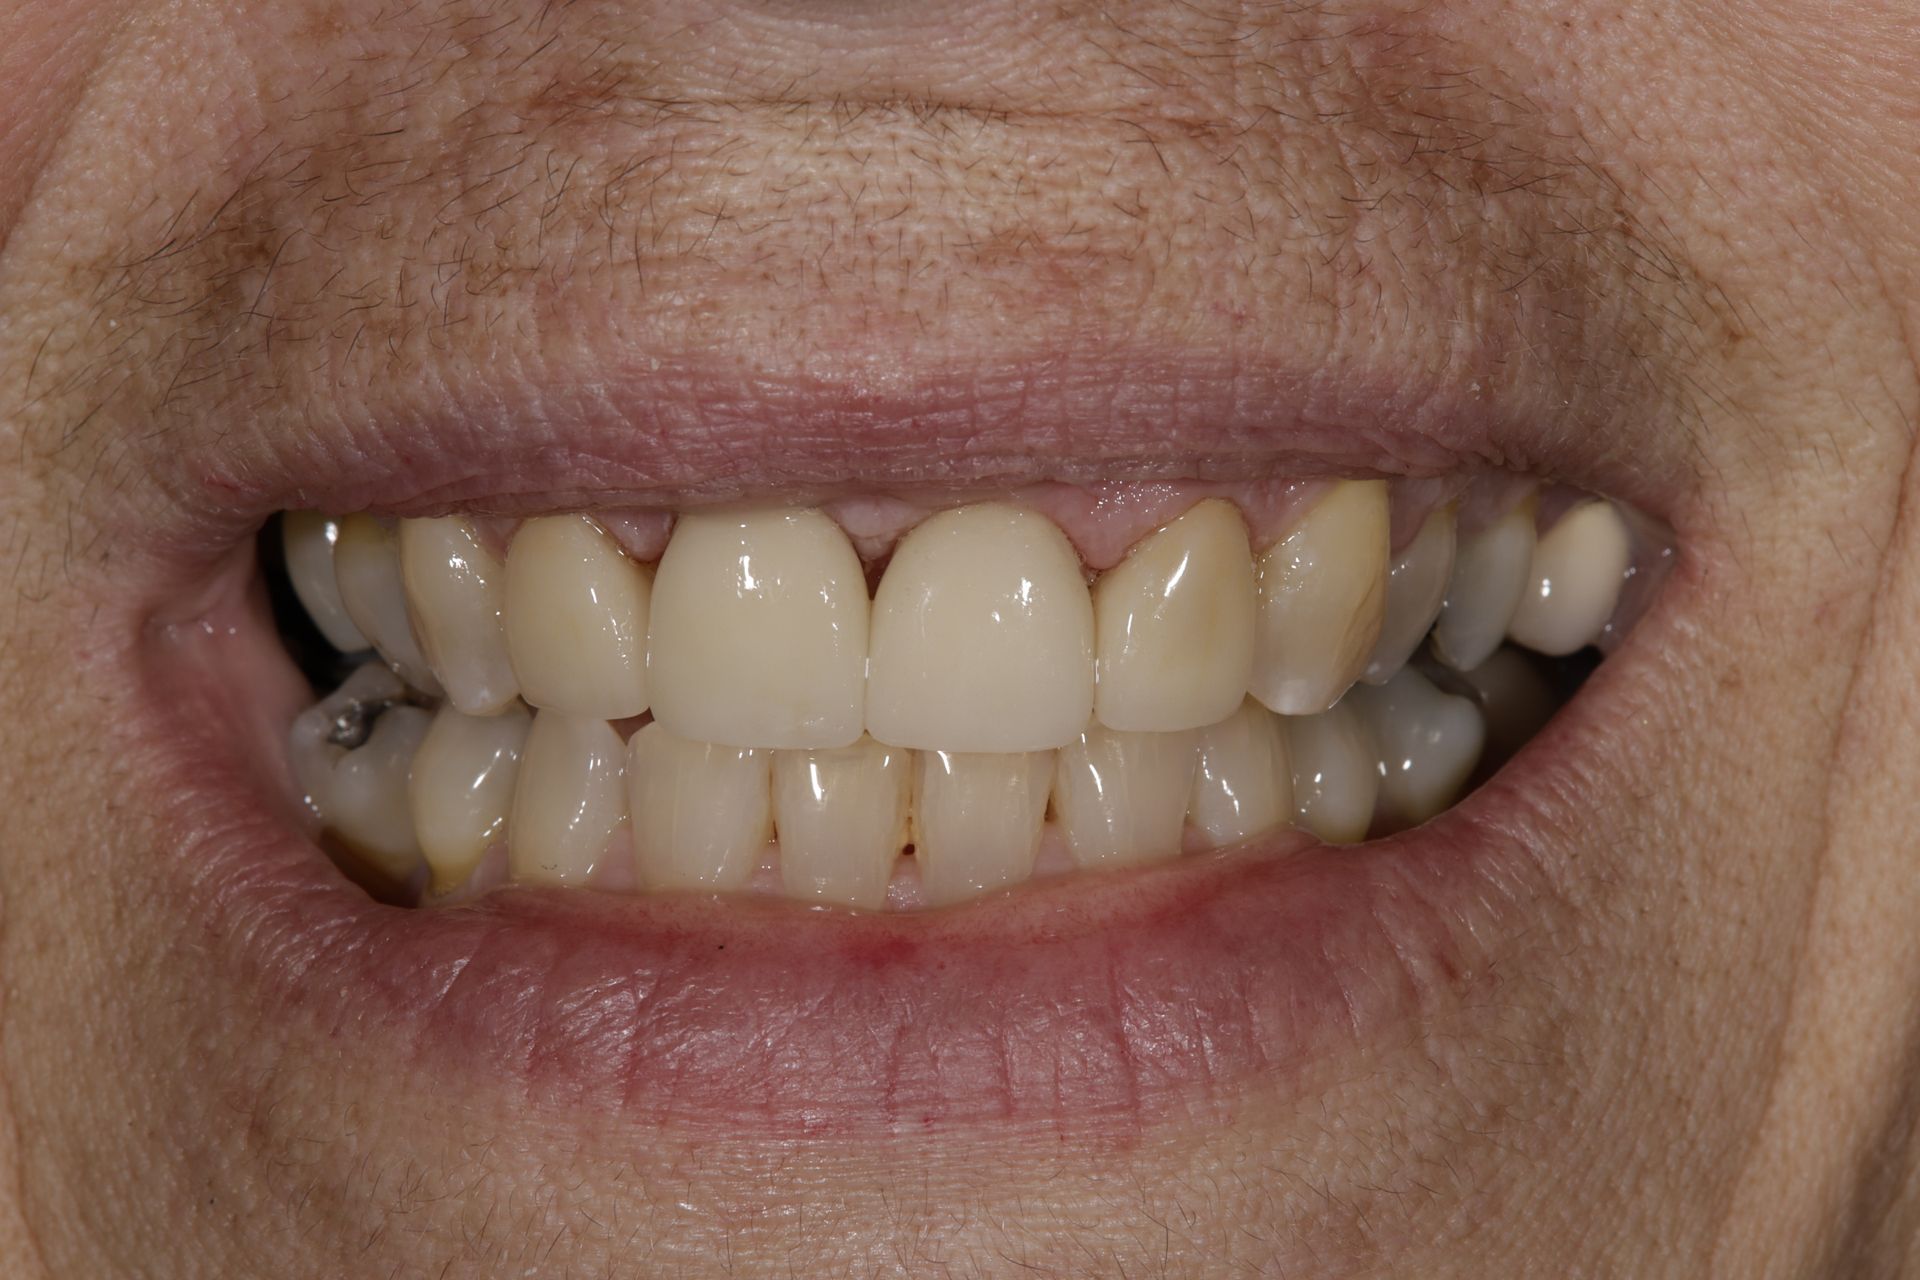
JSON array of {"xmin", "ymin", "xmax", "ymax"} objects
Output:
[
  {"xmin": 288, "ymin": 662, "xmax": 433, "ymax": 887},
  {"xmin": 1347, "ymin": 666, "xmax": 1486, "ymax": 831},
  {"xmin": 867, "ymin": 503, "xmax": 1094, "ymax": 751},
  {"xmin": 1507, "ymin": 500, "xmax": 1632, "ymax": 656},
  {"xmin": 1362, "ymin": 505, "xmax": 1455, "ymax": 683},
  {"xmin": 1431, "ymin": 499, "xmax": 1538, "ymax": 672},
  {"xmin": 626, "ymin": 722, "xmax": 771, "ymax": 892},
  {"xmin": 409, "ymin": 703, "xmax": 530, "ymax": 894},
  {"xmin": 1250, "ymin": 480, "xmax": 1389, "ymax": 716},
  {"xmin": 1093, "ymin": 498, "xmax": 1256, "ymax": 733},
  {"xmin": 773, "ymin": 736, "xmax": 910, "ymax": 910},
  {"xmin": 647, "ymin": 508, "xmax": 868, "ymax": 749},
  {"xmin": 400, "ymin": 517, "xmax": 518, "ymax": 716},
  {"xmin": 282, "ymin": 512, "xmax": 370, "ymax": 652},
  {"xmin": 1054, "ymin": 726, "xmax": 1198, "ymax": 868},
  {"xmin": 504, "ymin": 515, "xmax": 652, "ymax": 719},
  {"xmin": 1188, "ymin": 698, "xmax": 1293, "ymax": 847},
  {"xmin": 509, "ymin": 710, "xmax": 627, "ymax": 886},
  {"xmin": 332, "ymin": 514, "xmax": 443, "ymax": 696},
  {"xmin": 912, "ymin": 750, "xmax": 1054, "ymax": 906},
  {"xmin": 1283, "ymin": 699, "xmax": 1378, "ymax": 844}
]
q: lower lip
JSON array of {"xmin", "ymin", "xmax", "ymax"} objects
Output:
[{"xmin": 133, "ymin": 572, "xmax": 1565, "ymax": 1139}]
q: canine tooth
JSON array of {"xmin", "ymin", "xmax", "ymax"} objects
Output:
[
  {"xmin": 333, "ymin": 515, "xmax": 443, "ymax": 695},
  {"xmin": 1093, "ymin": 499, "xmax": 1255, "ymax": 732},
  {"xmin": 509, "ymin": 711, "xmax": 627, "ymax": 886},
  {"xmin": 1054, "ymin": 727, "xmax": 1198, "ymax": 868},
  {"xmin": 1284, "ymin": 699, "xmax": 1378, "ymax": 844},
  {"xmin": 289, "ymin": 662, "xmax": 431, "ymax": 885},
  {"xmin": 1188, "ymin": 699, "xmax": 1293, "ymax": 847},
  {"xmin": 504, "ymin": 515, "xmax": 652, "ymax": 719},
  {"xmin": 1348, "ymin": 666, "xmax": 1486, "ymax": 831},
  {"xmin": 1431, "ymin": 501, "xmax": 1538, "ymax": 671},
  {"xmin": 1362, "ymin": 506, "xmax": 1456, "ymax": 682},
  {"xmin": 913, "ymin": 751, "xmax": 1053, "ymax": 906},
  {"xmin": 409, "ymin": 703, "xmax": 530, "ymax": 893},
  {"xmin": 1250, "ymin": 480, "xmax": 1389, "ymax": 716},
  {"xmin": 282, "ymin": 512, "xmax": 370, "ymax": 652},
  {"xmin": 399, "ymin": 517, "xmax": 518, "ymax": 715},
  {"xmin": 626, "ymin": 723, "xmax": 771, "ymax": 892},
  {"xmin": 867, "ymin": 504, "xmax": 1094, "ymax": 751},
  {"xmin": 648, "ymin": 508, "xmax": 867, "ymax": 749},
  {"xmin": 1507, "ymin": 500, "xmax": 1632, "ymax": 656},
  {"xmin": 772, "ymin": 736, "xmax": 910, "ymax": 909}
]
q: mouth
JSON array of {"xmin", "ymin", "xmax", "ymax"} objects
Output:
[{"xmin": 126, "ymin": 355, "xmax": 1679, "ymax": 1135}]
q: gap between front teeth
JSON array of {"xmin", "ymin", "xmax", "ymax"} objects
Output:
[{"xmin": 283, "ymin": 476, "xmax": 1662, "ymax": 909}]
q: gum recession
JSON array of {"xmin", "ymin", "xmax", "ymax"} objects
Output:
[{"xmin": 120, "ymin": 540, "xmax": 1597, "ymax": 1140}]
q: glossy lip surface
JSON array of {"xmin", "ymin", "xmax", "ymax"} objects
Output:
[{"xmin": 120, "ymin": 368, "xmax": 1687, "ymax": 1134}]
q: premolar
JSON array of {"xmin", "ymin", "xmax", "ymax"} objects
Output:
[
  {"xmin": 400, "ymin": 517, "xmax": 518, "ymax": 715},
  {"xmin": 1507, "ymin": 500, "xmax": 1631, "ymax": 656},
  {"xmin": 288, "ymin": 661, "xmax": 431, "ymax": 888},
  {"xmin": 1093, "ymin": 498, "xmax": 1256, "ymax": 732},
  {"xmin": 504, "ymin": 515, "xmax": 652, "ymax": 719},
  {"xmin": 772, "ymin": 736, "xmax": 910, "ymax": 909},
  {"xmin": 867, "ymin": 504, "xmax": 1095, "ymax": 752},
  {"xmin": 1431, "ymin": 500, "xmax": 1538, "ymax": 671},
  {"xmin": 409, "ymin": 703, "xmax": 529, "ymax": 893},
  {"xmin": 913, "ymin": 750, "xmax": 1053, "ymax": 906},
  {"xmin": 509, "ymin": 710, "xmax": 627, "ymax": 886},
  {"xmin": 281, "ymin": 512, "xmax": 369, "ymax": 653},
  {"xmin": 648, "ymin": 508, "xmax": 869, "ymax": 749},
  {"xmin": 627, "ymin": 723, "xmax": 770, "ymax": 892},
  {"xmin": 1284, "ymin": 699, "xmax": 1379, "ymax": 844},
  {"xmin": 1363, "ymin": 505, "xmax": 1456, "ymax": 682},
  {"xmin": 1250, "ymin": 480, "xmax": 1389, "ymax": 715},
  {"xmin": 1348, "ymin": 666, "xmax": 1486, "ymax": 831},
  {"xmin": 1054, "ymin": 726, "xmax": 1198, "ymax": 868},
  {"xmin": 333, "ymin": 515, "xmax": 443, "ymax": 696}
]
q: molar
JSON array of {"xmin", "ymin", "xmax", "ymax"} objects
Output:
[
  {"xmin": 1362, "ymin": 505, "xmax": 1456, "ymax": 683},
  {"xmin": 332, "ymin": 515, "xmax": 443, "ymax": 696},
  {"xmin": 1054, "ymin": 726, "xmax": 1199, "ymax": 868},
  {"xmin": 509, "ymin": 710, "xmax": 628, "ymax": 886},
  {"xmin": 912, "ymin": 750, "xmax": 1054, "ymax": 906},
  {"xmin": 1188, "ymin": 698, "xmax": 1294, "ymax": 847},
  {"xmin": 409, "ymin": 703, "xmax": 530, "ymax": 894},
  {"xmin": 1250, "ymin": 480, "xmax": 1389, "ymax": 716},
  {"xmin": 627, "ymin": 722, "xmax": 771, "ymax": 892},
  {"xmin": 647, "ymin": 508, "xmax": 868, "ymax": 749},
  {"xmin": 866, "ymin": 503, "xmax": 1095, "ymax": 752},
  {"xmin": 504, "ymin": 515, "xmax": 652, "ymax": 719},
  {"xmin": 1093, "ymin": 498, "xmax": 1256, "ymax": 733},
  {"xmin": 281, "ymin": 512, "xmax": 370, "ymax": 653},
  {"xmin": 772, "ymin": 735, "xmax": 911, "ymax": 910},
  {"xmin": 400, "ymin": 516, "xmax": 519, "ymax": 715},
  {"xmin": 1507, "ymin": 500, "xmax": 1632, "ymax": 656}
]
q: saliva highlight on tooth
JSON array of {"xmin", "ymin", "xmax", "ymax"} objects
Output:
[{"xmin": 270, "ymin": 476, "xmax": 1670, "ymax": 910}]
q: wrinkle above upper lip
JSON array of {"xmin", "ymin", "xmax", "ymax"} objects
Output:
[{"xmin": 0, "ymin": 0, "xmax": 1719, "ymax": 596}]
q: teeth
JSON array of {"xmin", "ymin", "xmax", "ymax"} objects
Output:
[
  {"xmin": 399, "ymin": 517, "xmax": 518, "ymax": 715},
  {"xmin": 867, "ymin": 503, "xmax": 1095, "ymax": 752},
  {"xmin": 1347, "ymin": 666, "xmax": 1486, "ymax": 831},
  {"xmin": 504, "ymin": 515, "xmax": 652, "ymax": 719},
  {"xmin": 332, "ymin": 515, "xmax": 443, "ymax": 695},
  {"xmin": 772, "ymin": 736, "xmax": 910, "ymax": 909},
  {"xmin": 288, "ymin": 662, "xmax": 432, "ymax": 886},
  {"xmin": 1507, "ymin": 500, "xmax": 1632, "ymax": 656},
  {"xmin": 1430, "ymin": 500, "xmax": 1538, "ymax": 671},
  {"xmin": 1284, "ymin": 699, "xmax": 1379, "ymax": 844},
  {"xmin": 1188, "ymin": 698, "xmax": 1293, "ymax": 847},
  {"xmin": 1093, "ymin": 499, "xmax": 1256, "ymax": 732},
  {"xmin": 281, "ymin": 512, "xmax": 370, "ymax": 653},
  {"xmin": 509, "ymin": 710, "xmax": 628, "ymax": 886},
  {"xmin": 647, "ymin": 508, "xmax": 868, "ymax": 749},
  {"xmin": 1250, "ymin": 480, "xmax": 1389, "ymax": 716},
  {"xmin": 1362, "ymin": 506, "xmax": 1456, "ymax": 682},
  {"xmin": 912, "ymin": 750, "xmax": 1054, "ymax": 906},
  {"xmin": 626, "ymin": 722, "xmax": 771, "ymax": 892},
  {"xmin": 1433, "ymin": 646, "xmax": 1558, "ymax": 770},
  {"xmin": 408, "ymin": 703, "xmax": 530, "ymax": 894},
  {"xmin": 1053, "ymin": 726, "xmax": 1198, "ymax": 868}
]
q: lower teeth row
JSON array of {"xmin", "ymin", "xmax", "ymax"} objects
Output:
[{"xmin": 291, "ymin": 645, "xmax": 1566, "ymax": 910}]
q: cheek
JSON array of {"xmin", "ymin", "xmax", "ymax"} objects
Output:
[{"xmin": 0, "ymin": 0, "xmax": 124, "ymax": 239}]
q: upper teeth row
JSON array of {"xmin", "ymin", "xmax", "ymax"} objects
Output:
[{"xmin": 282, "ymin": 481, "xmax": 1636, "ymax": 753}]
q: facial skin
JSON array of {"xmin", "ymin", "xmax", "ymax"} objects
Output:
[{"xmin": 2, "ymin": 0, "xmax": 1919, "ymax": 1275}]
